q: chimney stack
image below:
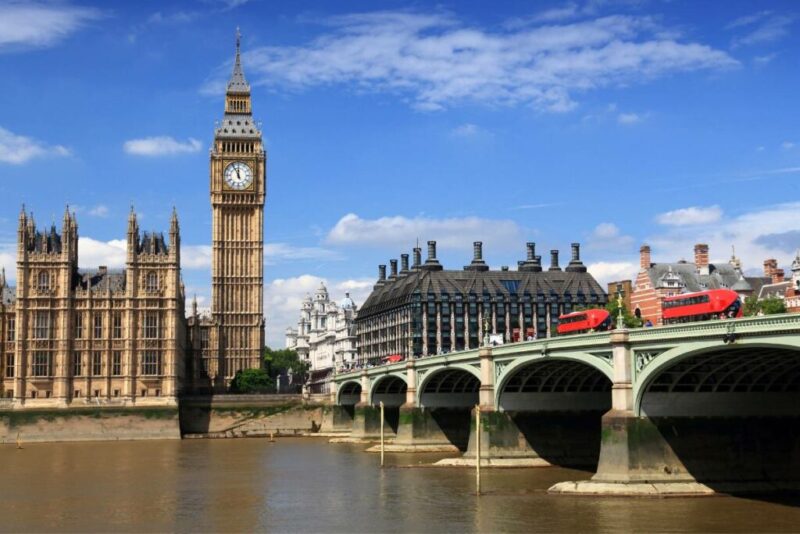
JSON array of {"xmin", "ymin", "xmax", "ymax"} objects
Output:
[
  {"xmin": 772, "ymin": 268, "xmax": 785, "ymax": 284},
  {"xmin": 464, "ymin": 241, "xmax": 489, "ymax": 271},
  {"xmin": 400, "ymin": 253, "xmax": 409, "ymax": 274},
  {"xmin": 640, "ymin": 244, "xmax": 651, "ymax": 271},
  {"xmin": 422, "ymin": 240, "xmax": 443, "ymax": 271},
  {"xmin": 375, "ymin": 264, "xmax": 386, "ymax": 289},
  {"xmin": 413, "ymin": 247, "xmax": 422, "ymax": 269},
  {"xmin": 566, "ymin": 242, "xmax": 587, "ymax": 273},
  {"xmin": 549, "ymin": 249, "xmax": 561, "ymax": 271},
  {"xmin": 764, "ymin": 258, "xmax": 778, "ymax": 278},
  {"xmin": 694, "ymin": 243, "xmax": 709, "ymax": 276},
  {"xmin": 519, "ymin": 242, "xmax": 542, "ymax": 272},
  {"xmin": 389, "ymin": 259, "xmax": 398, "ymax": 279}
]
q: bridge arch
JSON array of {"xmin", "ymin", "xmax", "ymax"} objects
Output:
[
  {"xmin": 634, "ymin": 340, "xmax": 800, "ymax": 417},
  {"xmin": 495, "ymin": 351, "xmax": 613, "ymax": 410},
  {"xmin": 370, "ymin": 373, "xmax": 408, "ymax": 407},
  {"xmin": 417, "ymin": 364, "xmax": 481, "ymax": 408},
  {"xmin": 337, "ymin": 380, "xmax": 362, "ymax": 406}
]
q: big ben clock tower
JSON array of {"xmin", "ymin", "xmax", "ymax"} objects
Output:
[{"xmin": 209, "ymin": 29, "xmax": 266, "ymax": 387}]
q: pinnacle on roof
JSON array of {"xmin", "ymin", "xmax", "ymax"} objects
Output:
[{"xmin": 227, "ymin": 27, "xmax": 250, "ymax": 94}]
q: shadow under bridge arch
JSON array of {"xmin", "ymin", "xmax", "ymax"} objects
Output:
[
  {"xmin": 632, "ymin": 344, "xmax": 800, "ymax": 491},
  {"xmin": 494, "ymin": 357, "xmax": 613, "ymax": 469},
  {"xmin": 370, "ymin": 374, "xmax": 407, "ymax": 407},
  {"xmin": 337, "ymin": 381, "xmax": 361, "ymax": 406},
  {"xmin": 418, "ymin": 366, "xmax": 481, "ymax": 408}
]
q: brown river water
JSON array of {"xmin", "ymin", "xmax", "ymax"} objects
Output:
[{"xmin": 2, "ymin": 438, "xmax": 800, "ymax": 533}]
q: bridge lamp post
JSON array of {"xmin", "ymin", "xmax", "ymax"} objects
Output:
[{"xmin": 615, "ymin": 283, "xmax": 627, "ymax": 330}]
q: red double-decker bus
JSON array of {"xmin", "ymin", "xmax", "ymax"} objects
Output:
[
  {"xmin": 661, "ymin": 289, "xmax": 742, "ymax": 325},
  {"xmin": 557, "ymin": 309, "xmax": 612, "ymax": 335}
]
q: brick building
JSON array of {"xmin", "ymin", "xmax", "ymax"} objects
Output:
[{"xmin": 630, "ymin": 243, "xmax": 771, "ymax": 325}]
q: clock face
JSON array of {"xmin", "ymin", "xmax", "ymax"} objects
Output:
[{"xmin": 224, "ymin": 161, "xmax": 253, "ymax": 190}]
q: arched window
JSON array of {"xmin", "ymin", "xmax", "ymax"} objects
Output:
[
  {"xmin": 146, "ymin": 272, "xmax": 159, "ymax": 292},
  {"xmin": 37, "ymin": 271, "xmax": 50, "ymax": 291}
]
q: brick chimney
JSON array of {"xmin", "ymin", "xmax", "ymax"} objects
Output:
[
  {"xmin": 694, "ymin": 243, "xmax": 709, "ymax": 276},
  {"xmin": 772, "ymin": 268, "xmax": 785, "ymax": 284},
  {"xmin": 764, "ymin": 258, "xmax": 778, "ymax": 278},
  {"xmin": 640, "ymin": 245, "xmax": 651, "ymax": 271}
]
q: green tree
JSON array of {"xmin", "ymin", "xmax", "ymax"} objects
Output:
[
  {"xmin": 263, "ymin": 346, "xmax": 308, "ymax": 379},
  {"xmin": 743, "ymin": 295, "xmax": 760, "ymax": 316},
  {"xmin": 760, "ymin": 296, "xmax": 787, "ymax": 315},
  {"xmin": 229, "ymin": 368, "xmax": 275, "ymax": 394},
  {"xmin": 743, "ymin": 295, "xmax": 786, "ymax": 316},
  {"xmin": 604, "ymin": 300, "xmax": 643, "ymax": 328}
]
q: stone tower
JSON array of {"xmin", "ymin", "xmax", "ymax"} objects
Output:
[{"xmin": 209, "ymin": 29, "xmax": 266, "ymax": 387}]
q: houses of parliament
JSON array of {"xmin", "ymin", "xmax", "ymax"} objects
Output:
[{"xmin": 0, "ymin": 34, "xmax": 266, "ymax": 407}]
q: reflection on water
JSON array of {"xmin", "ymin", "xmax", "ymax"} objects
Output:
[{"xmin": 1, "ymin": 438, "xmax": 800, "ymax": 533}]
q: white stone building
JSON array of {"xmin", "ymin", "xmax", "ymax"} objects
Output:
[{"xmin": 285, "ymin": 282, "xmax": 358, "ymax": 393}]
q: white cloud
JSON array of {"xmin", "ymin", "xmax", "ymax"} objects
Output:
[
  {"xmin": 264, "ymin": 274, "xmax": 373, "ymax": 347},
  {"xmin": 264, "ymin": 242, "xmax": 343, "ymax": 264},
  {"xmin": 753, "ymin": 53, "xmax": 777, "ymax": 65},
  {"xmin": 729, "ymin": 12, "xmax": 794, "ymax": 48},
  {"xmin": 451, "ymin": 123, "xmax": 481, "ymax": 137},
  {"xmin": 88, "ymin": 205, "xmax": 109, "ymax": 217},
  {"xmin": 587, "ymin": 222, "xmax": 634, "ymax": 250},
  {"xmin": 123, "ymin": 136, "xmax": 202, "ymax": 156},
  {"xmin": 182, "ymin": 245, "xmax": 212, "ymax": 269},
  {"xmin": 587, "ymin": 261, "xmax": 638, "ymax": 286},
  {"xmin": 208, "ymin": 11, "xmax": 736, "ymax": 112},
  {"xmin": 0, "ymin": 243, "xmax": 16, "ymax": 283},
  {"xmin": 781, "ymin": 141, "xmax": 795, "ymax": 150},
  {"xmin": 655, "ymin": 205, "xmax": 723, "ymax": 226},
  {"xmin": 326, "ymin": 213, "xmax": 523, "ymax": 250},
  {"xmin": 0, "ymin": 1, "xmax": 103, "ymax": 50},
  {"xmin": 0, "ymin": 126, "xmax": 70, "ymax": 164},
  {"xmin": 77, "ymin": 238, "xmax": 127, "ymax": 269},
  {"xmin": 646, "ymin": 202, "xmax": 800, "ymax": 273},
  {"xmin": 756, "ymin": 145, "xmax": 765, "ymax": 151},
  {"xmin": 617, "ymin": 112, "xmax": 642, "ymax": 124}
]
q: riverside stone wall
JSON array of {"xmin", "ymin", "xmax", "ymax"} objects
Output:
[
  {"xmin": 179, "ymin": 394, "xmax": 332, "ymax": 437},
  {"xmin": 0, "ymin": 407, "xmax": 181, "ymax": 443}
]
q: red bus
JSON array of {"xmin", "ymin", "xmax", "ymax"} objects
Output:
[
  {"xmin": 557, "ymin": 309, "xmax": 612, "ymax": 335},
  {"xmin": 662, "ymin": 289, "xmax": 742, "ymax": 325}
]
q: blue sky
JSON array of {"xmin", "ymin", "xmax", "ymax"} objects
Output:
[{"xmin": 1, "ymin": 0, "xmax": 799, "ymax": 345}]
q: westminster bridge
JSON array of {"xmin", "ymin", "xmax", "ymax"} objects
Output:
[{"xmin": 331, "ymin": 314, "xmax": 800, "ymax": 494}]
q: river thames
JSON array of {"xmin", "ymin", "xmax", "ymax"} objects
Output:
[{"xmin": 2, "ymin": 438, "xmax": 800, "ymax": 533}]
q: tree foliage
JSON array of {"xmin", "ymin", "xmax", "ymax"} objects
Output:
[
  {"xmin": 263, "ymin": 346, "xmax": 308, "ymax": 379},
  {"xmin": 229, "ymin": 368, "xmax": 275, "ymax": 394},
  {"xmin": 743, "ymin": 295, "xmax": 786, "ymax": 316},
  {"xmin": 604, "ymin": 300, "xmax": 643, "ymax": 328}
]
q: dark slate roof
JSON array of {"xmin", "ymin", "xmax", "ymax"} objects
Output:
[
  {"xmin": 358, "ymin": 267, "xmax": 607, "ymax": 320},
  {"xmin": 74, "ymin": 269, "xmax": 126, "ymax": 292},
  {"xmin": 227, "ymin": 42, "xmax": 250, "ymax": 94},
  {"xmin": 138, "ymin": 232, "xmax": 169, "ymax": 255},
  {"xmin": 29, "ymin": 227, "xmax": 62, "ymax": 254},
  {"xmin": 1, "ymin": 286, "xmax": 15, "ymax": 305},
  {"xmin": 215, "ymin": 114, "xmax": 261, "ymax": 139},
  {"xmin": 648, "ymin": 262, "xmax": 757, "ymax": 291}
]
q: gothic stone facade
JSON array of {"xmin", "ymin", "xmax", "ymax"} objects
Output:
[
  {"xmin": 187, "ymin": 33, "xmax": 266, "ymax": 392},
  {"xmin": 356, "ymin": 241, "xmax": 607, "ymax": 365},
  {"xmin": 0, "ymin": 208, "xmax": 185, "ymax": 407}
]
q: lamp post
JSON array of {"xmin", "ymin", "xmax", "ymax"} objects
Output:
[{"xmin": 615, "ymin": 283, "xmax": 626, "ymax": 330}]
